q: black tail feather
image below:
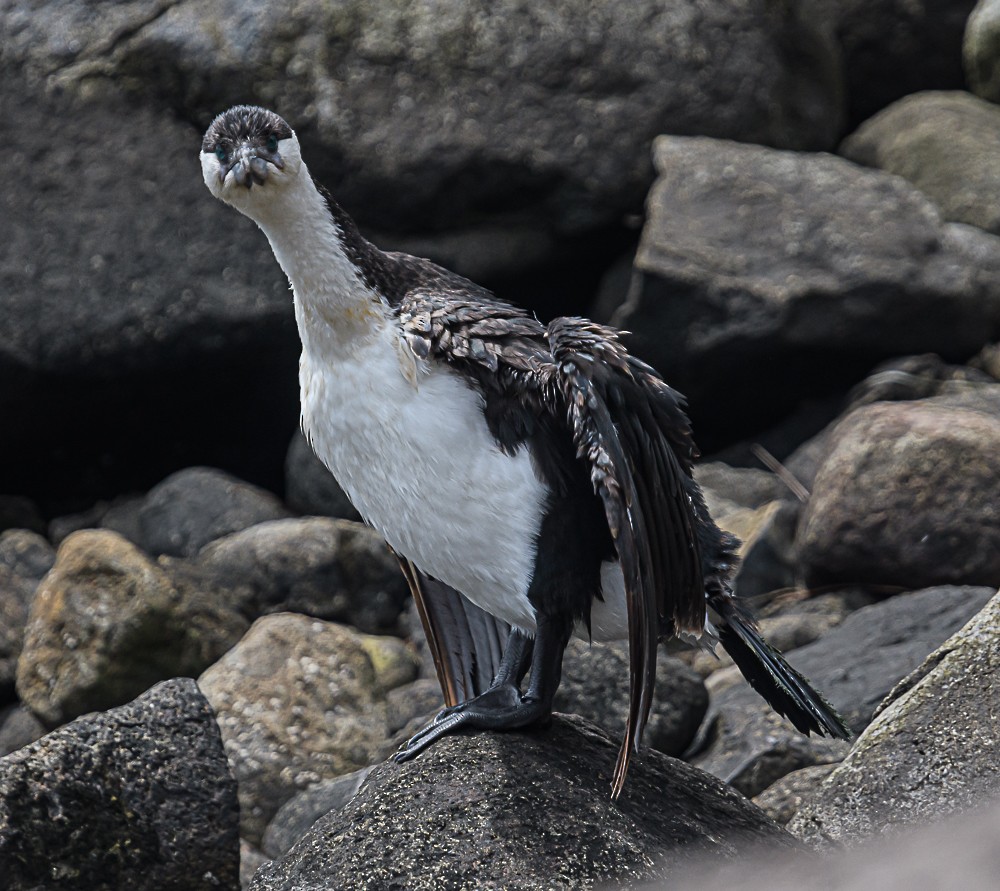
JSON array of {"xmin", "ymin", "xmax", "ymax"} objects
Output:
[{"xmin": 713, "ymin": 596, "xmax": 852, "ymax": 741}]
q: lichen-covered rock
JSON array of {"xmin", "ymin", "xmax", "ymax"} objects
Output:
[
  {"xmin": 15, "ymin": 529, "xmax": 251, "ymax": 726},
  {"xmin": 789, "ymin": 590, "xmax": 1000, "ymax": 846},
  {"xmin": 250, "ymin": 714, "xmax": 796, "ymax": 891},
  {"xmin": 841, "ymin": 91, "xmax": 1000, "ymax": 235},
  {"xmin": 0, "ymin": 678, "xmax": 240, "ymax": 890},
  {"xmin": 199, "ymin": 613, "xmax": 404, "ymax": 845},
  {"xmin": 797, "ymin": 401, "xmax": 1000, "ymax": 589}
]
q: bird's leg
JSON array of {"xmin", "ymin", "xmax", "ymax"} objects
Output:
[{"xmin": 394, "ymin": 615, "xmax": 572, "ymax": 762}]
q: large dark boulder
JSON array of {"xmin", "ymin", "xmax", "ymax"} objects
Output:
[
  {"xmin": 250, "ymin": 714, "xmax": 796, "ymax": 891},
  {"xmin": 0, "ymin": 678, "xmax": 240, "ymax": 890}
]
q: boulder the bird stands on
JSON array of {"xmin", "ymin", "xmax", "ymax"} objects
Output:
[{"xmin": 201, "ymin": 105, "xmax": 850, "ymax": 798}]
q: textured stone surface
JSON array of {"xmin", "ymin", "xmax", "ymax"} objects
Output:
[
  {"xmin": 841, "ymin": 91, "xmax": 1000, "ymax": 235},
  {"xmin": 250, "ymin": 714, "xmax": 796, "ymax": 891},
  {"xmin": 790, "ymin": 591, "xmax": 1000, "ymax": 846},
  {"xmin": 797, "ymin": 401, "xmax": 1000, "ymax": 589},
  {"xmin": 0, "ymin": 678, "xmax": 240, "ymax": 890},
  {"xmin": 614, "ymin": 136, "xmax": 1000, "ymax": 443},
  {"xmin": 16, "ymin": 529, "xmax": 251, "ymax": 726},
  {"xmin": 752, "ymin": 763, "xmax": 839, "ymax": 826},
  {"xmin": 692, "ymin": 586, "xmax": 995, "ymax": 796},
  {"xmin": 199, "ymin": 613, "xmax": 399, "ymax": 845}
]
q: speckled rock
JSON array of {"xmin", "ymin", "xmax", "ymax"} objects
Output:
[
  {"xmin": 841, "ymin": 91, "xmax": 1000, "ymax": 235},
  {"xmin": 0, "ymin": 678, "xmax": 240, "ymax": 890},
  {"xmin": 250, "ymin": 714, "xmax": 797, "ymax": 891},
  {"xmin": 195, "ymin": 516, "xmax": 410, "ymax": 633},
  {"xmin": 789, "ymin": 590, "xmax": 1000, "ymax": 846},
  {"xmin": 692, "ymin": 586, "xmax": 995, "ymax": 796},
  {"xmin": 0, "ymin": 529, "xmax": 55, "ymax": 702},
  {"xmin": 752, "ymin": 763, "xmax": 839, "ymax": 826},
  {"xmin": 16, "ymin": 529, "xmax": 251, "ymax": 726},
  {"xmin": 614, "ymin": 136, "xmax": 1000, "ymax": 445},
  {"xmin": 797, "ymin": 401, "xmax": 1000, "ymax": 589},
  {"xmin": 199, "ymin": 613, "xmax": 407, "ymax": 845}
]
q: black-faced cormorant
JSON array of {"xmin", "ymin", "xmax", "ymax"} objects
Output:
[{"xmin": 201, "ymin": 106, "xmax": 850, "ymax": 798}]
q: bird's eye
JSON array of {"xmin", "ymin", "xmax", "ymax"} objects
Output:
[
  {"xmin": 266, "ymin": 134, "xmax": 279, "ymax": 153},
  {"xmin": 214, "ymin": 144, "xmax": 228, "ymax": 162}
]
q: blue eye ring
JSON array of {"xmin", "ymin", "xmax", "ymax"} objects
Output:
[
  {"xmin": 214, "ymin": 144, "xmax": 228, "ymax": 162},
  {"xmin": 266, "ymin": 134, "xmax": 279, "ymax": 153}
]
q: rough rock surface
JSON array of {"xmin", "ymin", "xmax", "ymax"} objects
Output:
[
  {"xmin": 250, "ymin": 714, "xmax": 796, "ymax": 891},
  {"xmin": 16, "ymin": 529, "xmax": 251, "ymax": 726},
  {"xmin": 752, "ymin": 763, "xmax": 839, "ymax": 826},
  {"xmin": 841, "ymin": 91, "xmax": 1000, "ymax": 235},
  {"xmin": 0, "ymin": 678, "xmax": 240, "ymax": 890},
  {"xmin": 199, "ymin": 613, "xmax": 404, "ymax": 845},
  {"xmin": 796, "ymin": 401, "xmax": 1000, "ymax": 589},
  {"xmin": 692, "ymin": 586, "xmax": 995, "ymax": 796},
  {"xmin": 789, "ymin": 590, "xmax": 1000, "ymax": 846},
  {"xmin": 614, "ymin": 136, "xmax": 1000, "ymax": 443}
]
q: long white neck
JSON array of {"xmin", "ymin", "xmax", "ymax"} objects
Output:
[{"xmin": 247, "ymin": 170, "xmax": 388, "ymax": 357}]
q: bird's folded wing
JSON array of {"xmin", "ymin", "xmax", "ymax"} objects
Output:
[{"xmin": 396, "ymin": 555, "xmax": 511, "ymax": 706}]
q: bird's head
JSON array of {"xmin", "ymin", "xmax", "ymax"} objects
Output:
[{"xmin": 201, "ymin": 105, "xmax": 302, "ymax": 212}]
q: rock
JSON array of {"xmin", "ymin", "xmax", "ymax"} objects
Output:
[
  {"xmin": 555, "ymin": 640, "xmax": 709, "ymax": 757},
  {"xmin": 0, "ymin": 703, "xmax": 46, "ymax": 756},
  {"xmin": 789, "ymin": 590, "xmax": 1000, "ymax": 846},
  {"xmin": 16, "ymin": 529, "xmax": 251, "ymax": 726},
  {"xmin": 841, "ymin": 91, "xmax": 1000, "ymax": 235},
  {"xmin": 797, "ymin": 401, "xmax": 1000, "ymax": 589},
  {"xmin": 250, "ymin": 714, "xmax": 796, "ymax": 891},
  {"xmin": 0, "ymin": 678, "xmax": 240, "ymax": 890},
  {"xmin": 0, "ymin": 72, "xmax": 297, "ymax": 513},
  {"xmin": 261, "ymin": 767, "xmax": 374, "ymax": 859},
  {"xmin": 241, "ymin": 841, "xmax": 271, "ymax": 889},
  {"xmin": 133, "ymin": 467, "xmax": 292, "ymax": 558},
  {"xmin": 692, "ymin": 586, "xmax": 995, "ymax": 796},
  {"xmin": 0, "ymin": 529, "xmax": 55, "ymax": 702},
  {"xmin": 384, "ymin": 678, "xmax": 444, "ymax": 736},
  {"xmin": 199, "ymin": 613, "xmax": 402, "ymax": 845},
  {"xmin": 844, "ymin": 352, "xmax": 997, "ymax": 411},
  {"xmin": 694, "ymin": 462, "xmax": 784, "ymax": 513},
  {"xmin": 966, "ymin": 0, "xmax": 1000, "ymax": 101},
  {"xmin": 284, "ymin": 430, "xmax": 361, "ymax": 522},
  {"xmin": 196, "ymin": 516, "xmax": 409, "ymax": 633},
  {"xmin": 810, "ymin": 0, "xmax": 976, "ymax": 127},
  {"xmin": 752, "ymin": 763, "xmax": 839, "ymax": 826},
  {"xmin": 614, "ymin": 136, "xmax": 1000, "ymax": 447}
]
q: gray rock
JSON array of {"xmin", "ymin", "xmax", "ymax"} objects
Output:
[
  {"xmin": 556, "ymin": 639, "xmax": 709, "ymax": 757},
  {"xmin": 845, "ymin": 352, "xmax": 997, "ymax": 411},
  {"xmin": 261, "ymin": 767, "xmax": 374, "ymax": 859},
  {"xmin": 16, "ymin": 529, "xmax": 252, "ymax": 726},
  {"xmin": 0, "ymin": 703, "xmax": 46, "ymax": 756},
  {"xmin": 752, "ymin": 763, "xmax": 839, "ymax": 826},
  {"xmin": 134, "ymin": 467, "xmax": 292, "ymax": 558},
  {"xmin": 692, "ymin": 586, "xmax": 995, "ymax": 796},
  {"xmin": 789, "ymin": 590, "xmax": 1000, "ymax": 846},
  {"xmin": 199, "ymin": 613, "xmax": 399, "ymax": 845},
  {"xmin": 965, "ymin": 0, "xmax": 1000, "ymax": 101},
  {"xmin": 797, "ymin": 401, "xmax": 1000, "ymax": 589},
  {"xmin": 384, "ymin": 678, "xmax": 443, "ymax": 736},
  {"xmin": 197, "ymin": 516, "xmax": 409, "ymax": 633},
  {"xmin": 615, "ymin": 137, "xmax": 1000, "ymax": 444},
  {"xmin": 841, "ymin": 91, "xmax": 1000, "ymax": 235},
  {"xmin": 694, "ymin": 462, "xmax": 784, "ymax": 513},
  {"xmin": 0, "ymin": 678, "xmax": 240, "ymax": 890},
  {"xmin": 240, "ymin": 841, "xmax": 271, "ymax": 890},
  {"xmin": 250, "ymin": 714, "xmax": 796, "ymax": 891},
  {"xmin": 284, "ymin": 430, "xmax": 360, "ymax": 522}
]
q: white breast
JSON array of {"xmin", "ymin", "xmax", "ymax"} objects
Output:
[{"xmin": 300, "ymin": 323, "xmax": 548, "ymax": 633}]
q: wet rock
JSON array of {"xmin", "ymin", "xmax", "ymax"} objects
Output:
[
  {"xmin": 0, "ymin": 678, "xmax": 240, "ymax": 890},
  {"xmin": 133, "ymin": 467, "xmax": 291, "ymax": 558},
  {"xmin": 16, "ymin": 529, "xmax": 251, "ymax": 726},
  {"xmin": 284, "ymin": 430, "xmax": 360, "ymax": 522},
  {"xmin": 199, "ymin": 613, "xmax": 403, "ymax": 845},
  {"xmin": 797, "ymin": 401, "xmax": 1000, "ymax": 590},
  {"xmin": 250, "ymin": 714, "xmax": 796, "ymax": 891},
  {"xmin": 196, "ymin": 516, "xmax": 409, "ymax": 633},
  {"xmin": 790, "ymin": 591, "xmax": 1000, "ymax": 846},
  {"xmin": 692, "ymin": 586, "xmax": 995, "ymax": 796},
  {"xmin": 614, "ymin": 136, "xmax": 1000, "ymax": 446},
  {"xmin": 841, "ymin": 91, "xmax": 1000, "ymax": 235},
  {"xmin": 752, "ymin": 763, "xmax": 839, "ymax": 826}
]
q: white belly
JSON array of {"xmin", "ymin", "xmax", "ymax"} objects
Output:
[{"xmin": 300, "ymin": 326, "xmax": 547, "ymax": 632}]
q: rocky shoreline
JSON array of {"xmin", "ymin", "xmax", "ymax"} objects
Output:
[{"xmin": 3, "ymin": 0, "xmax": 1000, "ymax": 888}]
